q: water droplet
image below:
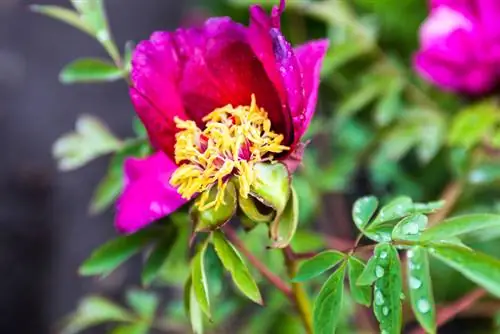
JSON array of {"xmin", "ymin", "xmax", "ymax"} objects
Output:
[
  {"xmin": 97, "ymin": 30, "xmax": 109, "ymax": 42},
  {"xmin": 409, "ymin": 277, "xmax": 422, "ymax": 289},
  {"xmin": 417, "ymin": 299, "xmax": 430, "ymax": 313},
  {"xmin": 375, "ymin": 290, "xmax": 384, "ymax": 305},
  {"xmin": 375, "ymin": 266, "xmax": 385, "ymax": 278},
  {"xmin": 150, "ymin": 201, "xmax": 163, "ymax": 214},
  {"xmin": 403, "ymin": 222, "xmax": 419, "ymax": 235},
  {"xmin": 400, "ymin": 292, "xmax": 406, "ymax": 300},
  {"xmin": 379, "ymin": 251, "xmax": 388, "ymax": 259},
  {"xmin": 407, "ymin": 249, "xmax": 414, "ymax": 258},
  {"xmin": 382, "ymin": 306, "xmax": 389, "ymax": 316}
]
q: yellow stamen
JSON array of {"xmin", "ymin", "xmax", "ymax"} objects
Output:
[{"xmin": 170, "ymin": 94, "xmax": 289, "ymax": 210}]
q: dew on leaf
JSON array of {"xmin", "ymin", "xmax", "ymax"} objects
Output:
[
  {"xmin": 403, "ymin": 222, "xmax": 419, "ymax": 235},
  {"xmin": 375, "ymin": 290, "xmax": 385, "ymax": 305},
  {"xmin": 382, "ymin": 306, "xmax": 389, "ymax": 316},
  {"xmin": 375, "ymin": 265, "xmax": 385, "ymax": 278},
  {"xmin": 417, "ymin": 299, "xmax": 430, "ymax": 313},
  {"xmin": 409, "ymin": 276, "xmax": 422, "ymax": 289}
]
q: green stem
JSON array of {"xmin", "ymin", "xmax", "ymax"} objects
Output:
[{"xmin": 283, "ymin": 247, "xmax": 314, "ymax": 334}]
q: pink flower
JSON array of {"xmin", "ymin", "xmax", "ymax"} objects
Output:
[
  {"xmin": 414, "ymin": 0, "xmax": 500, "ymax": 94},
  {"xmin": 115, "ymin": 0, "xmax": 328, "ymax": 234}
]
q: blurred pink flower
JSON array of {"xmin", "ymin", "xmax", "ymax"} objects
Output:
[
  {"xmin": 414, "ymin": 0, "xmax": 500, "ymax": 94},
  {"xmin": 115, "ymin": 0, "xmax": 328, "ymax": 234}
]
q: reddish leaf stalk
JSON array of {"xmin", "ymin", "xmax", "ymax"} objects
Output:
[{"xmin": 223, "ymin": 226, "xmax": 292, "ymax": 298}]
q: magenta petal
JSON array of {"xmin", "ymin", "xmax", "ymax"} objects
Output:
[
  {"xmin": 429, "ymin": 0, "xmax": 474, "ymax": 13},
  {"xmin": 129, "ymin": 88, "xmax": 180, "ymax": 160},
  {"xmin": 293, "ymin": 39, "xmax": 329, "ymax": 141},
  {"xmin": 248, "ymin": 3, "xmax": 304, "ymax": 145},
  {"xmin": 176, "ymin": 17, "xmax": 282, "ymax": 128},
  {"xmin": 478, "ymin": 0, "xmax": 500, "ymax": 37},
  {"xmin": 115, "ymin": 152, "xmax": 187, "ymax": 234},
  {"xmin": 131, "ymin": 33, "xmax": 189, "ymax": 158}
]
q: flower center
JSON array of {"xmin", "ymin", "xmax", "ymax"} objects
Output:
[{"xmin": 170, "ymin": 95, "xmax": 289, "ymax": 211}]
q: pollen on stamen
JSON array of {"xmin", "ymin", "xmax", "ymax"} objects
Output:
[{"xmin": 169, "ymin": 94, "xmax": 289, "ymax": 210}]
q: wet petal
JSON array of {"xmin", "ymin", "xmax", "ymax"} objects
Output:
[
  {"xmin": 293, "ymin": 39, "xmax": 329, "ymax": 140},
  {"xmin": 248, "ymin": 2, "xmax": 302, "ymax": 145},
  {"xmin": 175, "ymin": 17, "xmax": 282, "ymax": 129},
  {"xmin": 131, "ymin": 32, "xmax": 189, "ymax": 158},
  {"xmin": 115, "ymin": 152, "xmax": 187, "ymax": 234}
]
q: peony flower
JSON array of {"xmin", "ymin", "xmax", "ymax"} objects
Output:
[
  {"xmin": 414, "ymin": 0, "xmax": 500, "ymax": 94},
  {"xmin": 115, "ymin": 0, "xmax": 329, "ymax": 234}
]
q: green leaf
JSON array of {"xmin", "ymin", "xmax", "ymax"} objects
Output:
[
  {"xmin": 413, "ymin": 109, "xmax": 446, "ymax": 164},
  {"xmin": 70, "ymin": 0, "xmax": 107, "ymax": 37},
  {"xmin": 193, "ymin": 182, "xmax": 237, "ymax": 232},
  {"xmin": 191, "ymin": 243, "xmax": 211, "ymax": 318},
  {"xmin": 89, "ymin": 170, "xmax": 123, "ymax": 215},
  {"xmin": 371, "ymin": 196, "xmax": 413, "ymax": 225},
  {"xmin": 321, "ymin": 41, "xmax": 370, "ymax": 74},
  {"xmin": 430, "ymin": 244, "xmax": 500, "ymax": 297},
  {"xmin": 79, "ymin": 229, "xmax": 157, "ymax": 276},
  {"xmin": 251, "ymin": 162, "xmax": 290, "ymax": 214},
  {"xmin": 110, "ymin": 323, "xmax": 149, "ymax": 334},
  {"xmin": 132, "ymin": 116, "xmax": 146, "ymax": 138},
  {"xmin": 375, "ymin": 122, "xmax": 419, "ymax": 161},
  {"xmin": 124, "ymin": 41, "xmax": 135, "ymax": 73},
  {"xmin": 62, "ymin": 296, "xmax": 134, "ymax": 334},
  {"xmin": 449, "ymin": 101, "xmax": 498, "ymax": 149},
  {"xmin": 352, "ymin": 195, "xmax": 379, "ymax": 231},
  {"xmin": 421, "ymin": 214, "xmax": 500, "ymax": 242},
  {"xmin": 374, "ymin": 78, "xmax": 403, "ymax": 127},
  {"xmin": 407, "ymin": 247, "xmax": 436, "ymax": 334},
  {"xmin": 30, "ymin": 5, "xmax": 94, "ymax": 36},
  {"xmin": 294, "ymin": 250, "xmax": 345, "ymax": 282},
  {"xmin": 60, "ymin": 58, "xmax": 123, "ymax": 84},
  {"xmin": 336, "ymin": 76, "xmax": 385, "ymax": 122},
  {"xmin": 270, "ymin": 187, "xmax": 299, "ymax": 248},
  {"xmin": 185, "ymin": 278, "xmax": 204, "ymax": 334},
  {"xmin": 392, "ymin": 214, "xmax": 428, "ymax": 241},
  {"xmin": 142, "ymin": 226, "xmax": 178, "ymax": 286},
  {"xmin": 313, "ymin": 263, "xmax": 346, "ymax": 334},
  {"xmin": 356, "ymin": 255, "xmax": 378, "ymax": 286},
  {"xmin": 239, "ymin": 194, "xmax": 274, "ymax": 223},
  {"xmin": 212, "ymin": 231, "xmax": 263, "ymax": 304},
  {"xmin": 372, "ymin": 243, "xmax": 403, "ymax": 334},
  {"xmin": 468, "ymin": 162, "xmax": 500, "ymax": 185},
  {"xmin": 412, "ymin": 201, "xmax": 445, "ymax": 215},
  {"xmin": 348, "ymin": 256, "xmax": 372, "ymax": 306},
  {"xmin": 53, "ymin": 114, "xmax": 122, "ymax": 171},
  {"xmin": 89, "ymin": 140, "xmax": 150, "ymax": 215},
  {"xmin": 126, "ymin": 290, "xmax": 159, "ymax": 320}
]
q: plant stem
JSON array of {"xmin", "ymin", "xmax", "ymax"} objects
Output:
[
  {"xmin": 409, "ymin": 288, "xmax": 486, "ymax": 334},
  {"xmin": 428, "ymin": 181, "xmax": 463, "ymax": 226},
  {"xmin": 223, "ymin": 226, "xmax": 292, "ymax": 298},
  {"xmin": 283, "ymin": 247, "xmax": 314, "ymax": 334}
]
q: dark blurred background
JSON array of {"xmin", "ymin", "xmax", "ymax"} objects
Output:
[{"xmin": 0, "ymin": 0, "xmax": 198, "ymax": 332}]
